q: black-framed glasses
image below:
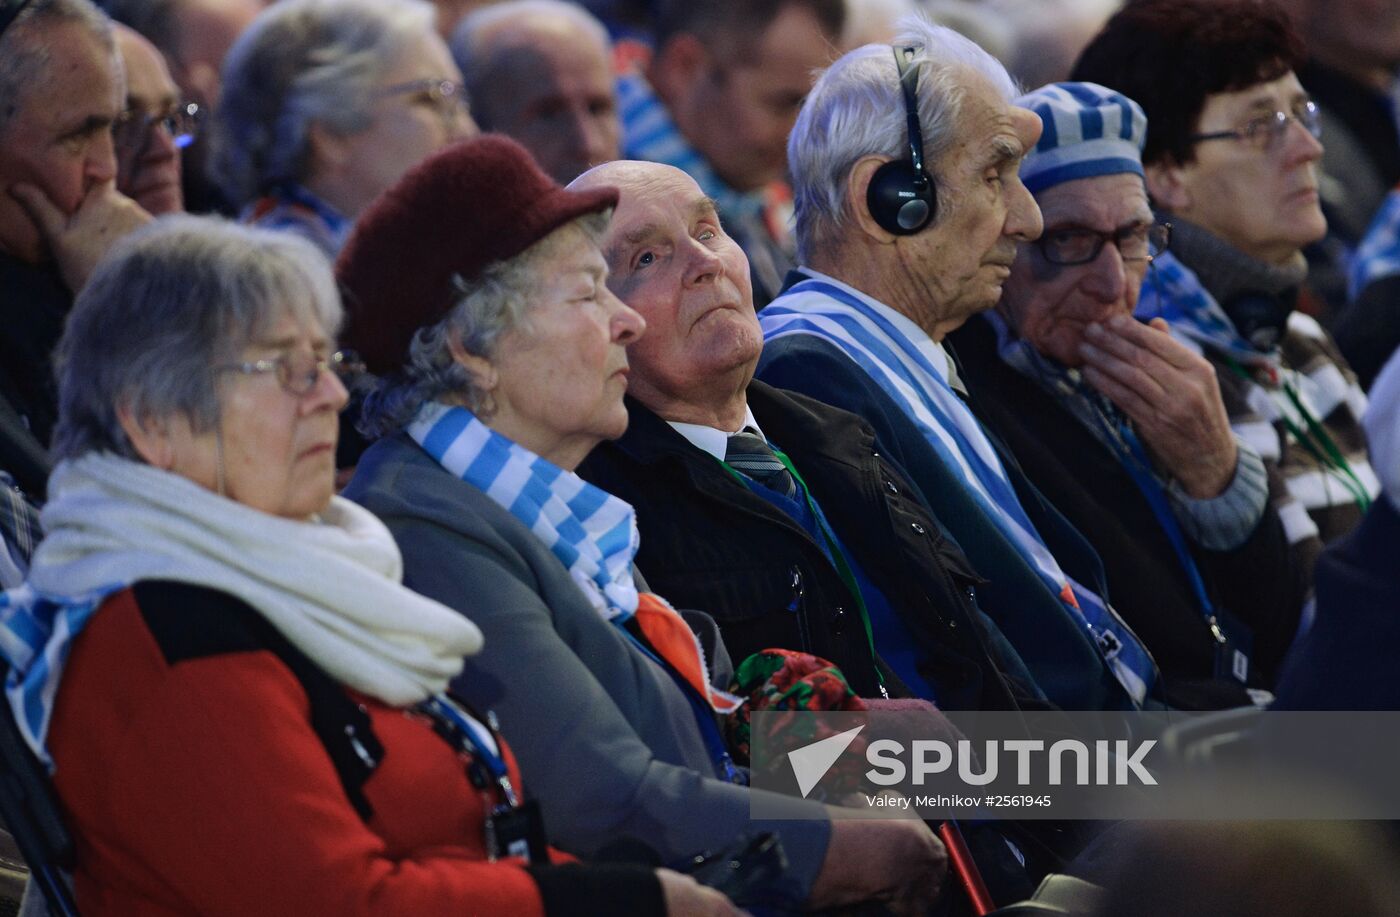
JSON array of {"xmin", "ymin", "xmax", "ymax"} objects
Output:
[
  {"xmin": 215, "ymin": 349, "xmax": 365, "ymax": 397},
  {"xmin": 1189, "ymin": 100, "xmax": 1321, "ymax": 153},
  {"xmin": 376, "ymin": 78, "xmax": 470, "ymax": 121},
  {"xmin": 1034, "ymin": 222, "xmax": 1171, "ymax": 266},
  {"xmin": 113, "ymin": 101, "xmax": 202, "ymax": 153}
]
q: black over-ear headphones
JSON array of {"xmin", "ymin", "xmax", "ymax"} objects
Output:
[{"xmin": 866, "ymin": 45, "xmax": 937, "ymax": 235}]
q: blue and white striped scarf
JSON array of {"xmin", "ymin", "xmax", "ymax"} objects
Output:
[
  {"xmin": 1137, "ymin": 251, "xmax": 1369, "ymax": 466},
  {"xmin": 617, "ymin": 70, "xmax": 767, "ymax": 225},
  {"xmin": 408, "ymin": 403, "xmax": 642, "ymax": 622},
  {"xmin": 761, "ymin": 272, "xmax": 1153, "ymax": 704},
  {"xmin": 1349, "ymin": 186, "xmax": 1400, "ymax": 300},
  {"xmin": 1136, "ymin": 250, "xmax": 1276, "ymax": 369}
]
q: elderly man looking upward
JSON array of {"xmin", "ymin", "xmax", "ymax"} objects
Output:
[
  {"xmin": 948, "ymin": 83, "xmax": 1305, "ymax": 709},
  {"xmin": 570, "ymin": 158, "xmax": 1052, "ymax": 722},
  {"xmin": 0, "ymin": 0, "xmax": 151, "ymax": 498},
  {"xmin": 1073, "ymin": 0, "xmax": 1376, "ymax": 566},
  {"xmin": 618, "ymin": 0, "xmax": 842, "ymax": 306},
  {"xmin": 452, "ymin": 0, "xmax": 618, "ymax": 184},
  {"xmin": 758, "ymin": 20, "xmax": 1152, "ymax": 711}
]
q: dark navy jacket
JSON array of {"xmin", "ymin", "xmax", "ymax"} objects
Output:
[
  {"xmin": 578, "ymin": 381, "xmax": 1044, "ymax": 713},
  {"xmin": 756, "ymin": 331, "xmax": 1145, "ymax": 711}
]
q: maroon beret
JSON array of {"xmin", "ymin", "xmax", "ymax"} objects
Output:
[{"xmin": 336, "ymin": 134, "xmax": 619, "ymax": 376}]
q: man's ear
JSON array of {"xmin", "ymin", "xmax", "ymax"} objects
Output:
[
  {"xmin": 647, "ymin": 33, "xmax": 712, "ymax": 105},
  {"xmin": 845, "ymin": 155, "xmax": 902, "ymax": 245},
  {"xmin": 117, "ymin": 403, "xmax": 174, "ymax": 470},
  {"xmin": 1144, "ymin": 157, "xmax": 1191, "ymax": 213}
]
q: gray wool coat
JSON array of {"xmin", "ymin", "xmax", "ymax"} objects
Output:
[{"xmin": 344, "ymin": 432, "xmax": 831, "ymax": 896}]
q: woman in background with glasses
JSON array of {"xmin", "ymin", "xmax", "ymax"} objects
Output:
[
  {"xmin": 949, "ymin": 81, "xmax": 1307, "ymax": 711},
  {"xmin": 0, "ymin": 215, "xmax": 737, "ymax": 916},
  {"xmin": 1074, "ymin": 0, "xmax": 1377, "ymax": 566},
  {"xmin": 209, "ymin": 0, "xmax": 476, "ymax": 258}
]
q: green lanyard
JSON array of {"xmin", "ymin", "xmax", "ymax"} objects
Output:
[
  {"xmin": 1226, "ymin": 357, "xmax": 1372, "ymax": 514},
  {"xmin": 715, "ymin": 450, "xmax": 883, "ymax": 686}
]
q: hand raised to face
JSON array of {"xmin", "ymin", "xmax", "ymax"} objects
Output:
[
  {"xmin": 10, "ymin": 179, "xmax": 152, "ymax": 293},
  {"xmin": 1077, "ymin": 314, "xmax": 1238, "ymax": 499}
]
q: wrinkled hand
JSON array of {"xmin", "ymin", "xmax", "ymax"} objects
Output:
[
  {"xmin": 10, "ymin": 179, "xmax": 152, "ymax": 293},
  {"xmin": 810, "ymin": 817, "xmax": 947, "ymax": 915},
  {"xmin": 1078, "ymin": 314, "xmax": 1237, "ymax": 498},
  {"xmin": 655, "ymin": 868, "xmax": 748, "ymax": 917}
]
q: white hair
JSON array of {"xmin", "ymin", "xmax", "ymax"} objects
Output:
[
  {"xmin": 209, "ymin": 0, "xmax": 437, "ymax": 207},
  {"xmin": 787, "ymin": 14, "xmax": 1017, "ymax": 263},
  {"xmin": 54, "ymin": 216, "xmax": 342, "ymax": 462}
]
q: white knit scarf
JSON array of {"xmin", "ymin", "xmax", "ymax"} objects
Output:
[{"xmin": 0, "ymin": 452, "xmax": 483, "ymax": 766}]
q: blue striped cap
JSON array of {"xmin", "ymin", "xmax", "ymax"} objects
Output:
[{"xmin": 1016, "ymin": 82, "xmax": 1147, "ymax": 195}]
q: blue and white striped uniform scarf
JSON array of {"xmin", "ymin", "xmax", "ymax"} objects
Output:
[
  {"xmin": 1136, "ymin": 251, "xmax": 1272, "ymax": 368},
  {"xmin": 1348, "ymin": 187, "xmax": 1400, "ymax": 300},
  {"xmin": 409, "ymin": 403, "xmax": 642, "ymax": 621},
  {"xmin": 1138, "ymin": 251, "xmax": 1375, "ymax": 539},
  {"xmin": 0, "ymin": 582, "xmax": 121, "ymax": 767},
  {"xmin": 761, "ymin": 272, "xmax": 1153, "ymax": 704}
]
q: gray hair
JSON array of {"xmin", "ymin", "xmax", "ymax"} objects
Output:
[
  {"xmin": 0, "ymin": 0, "xmax": 114, "ymax": 133},
  {"xmin": 359, "ymin": 212, "xmax": 608, "ymax": 438},
  {"xmin": 453, "ymin": 0, "xmax": 610, "ymax": 89},
  {"xmin": 787, "ymin": 14, "xmax": 1017, "ymax": 263},
  {"xmin": 52, "ymin": 215, "xmax": 343, "ymax": 462},
  {"xmin": 208, "ymin": 0, "xmax": 437, "ymax": 208}
]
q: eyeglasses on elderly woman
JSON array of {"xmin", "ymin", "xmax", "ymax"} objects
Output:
[
  {"xmin": 1188, "ymin": 100, "xmax": 1321, "ymax": 153},
  {"xmin": 216, "ymin": 349, "xmax": 365, "ymax": 397}
]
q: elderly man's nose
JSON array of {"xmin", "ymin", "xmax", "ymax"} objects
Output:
[
  {"xmin": 147, "ymin": 121, "xmax": 180, "ymax": 159},
  {"xmin": 683, "ymin": 237, "xmax": 725, "ymax": 285},
  {"xmin": 1007, "ymin": 179, "xmax": 1043, "ymax": 242},
  {"xmin": 88, "ymin": 132, "xmax": 119, "ymax": 184},
  {"xmin": 1082, "ymin": 244, "xmax": 1128, "ymax": 301}
]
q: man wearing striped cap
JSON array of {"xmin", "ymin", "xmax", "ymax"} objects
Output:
[
  {"xmin": 948, "ymin": 82, "xmax": 1306, "ymax": 710},
  {"xmin": 759, "ymin": 19, "xmax": 1153, "ymax": 712}
]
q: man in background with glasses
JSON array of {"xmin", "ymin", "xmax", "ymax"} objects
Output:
[
  {"xmin": 1074, "ymin": 0, "xmax": 1374, "ymax": 577},
  {"xmin": 949, "ymin": 83, "xmax": 1305, "ymax": 710},
  {"xmin": 0, "ymin": 0, "xmax": 153, "ymax": 502},
  {"xmin": 113, "ymin": 23, "xmax": 196, "ymax": 215}
]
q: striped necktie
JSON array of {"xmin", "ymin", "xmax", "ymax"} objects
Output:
[{"xmin": 725, "ymin": 429, "xmax": 797, "ymax": 499}]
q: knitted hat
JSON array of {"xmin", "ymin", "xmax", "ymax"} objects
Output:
[
  {"xmin": 336, "ymin": 135, "xmax": 618, "ymax": 376},
  {"xmin": 1015, "ymin": 82, "xmax": 1148, "ymax": 195}
]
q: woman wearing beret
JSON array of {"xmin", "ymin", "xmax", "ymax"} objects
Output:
[
  {"xmin": 340, "ymin": 135, "xmax": 947, "ymax": 914},
  {"xmin": 0, "ymin": 216, "xmax": 734, "ymax": 916}
]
